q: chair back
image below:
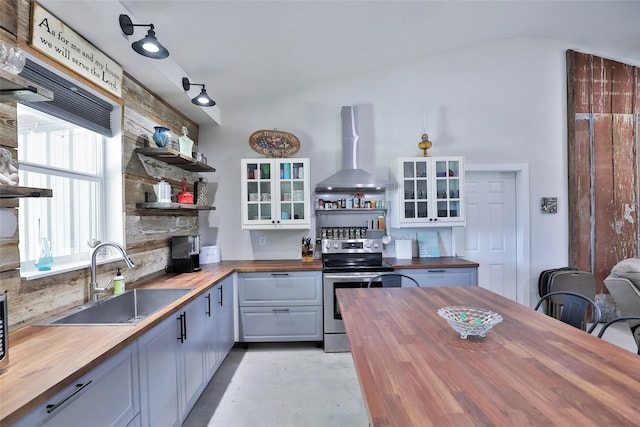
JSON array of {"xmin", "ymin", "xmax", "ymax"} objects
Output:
[
  {"xmin": 367, "ymin": 273, "xmax": 420, "ymax": 288},
  {"xmin": 596, "ymin": 315, "xmax": 640, "ymax": 355},
  {"xmin": 534, "ymin": 291, "xmax": 601, "ymax": 334},
  {"xmin": 546, "ymin": 271, "xmax": 595, "ymax": 316}
]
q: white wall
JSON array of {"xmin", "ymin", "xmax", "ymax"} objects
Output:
[{"xmin": 199, "ymin": 37, "xmax": 570, "ymax": 302}]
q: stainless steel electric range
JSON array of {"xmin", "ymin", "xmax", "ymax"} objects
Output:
[{"xmin": 322, "ymin": 238, "xmax": 394, "ymax": 352}]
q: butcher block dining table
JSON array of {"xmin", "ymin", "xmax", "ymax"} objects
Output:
[{"xmin": 336, "ymin": 286, "xmax": 640, "ymax": 427}]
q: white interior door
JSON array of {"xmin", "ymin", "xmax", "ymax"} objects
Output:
[{"xmin": 460, "ymin": 171, "xmax": 518, "ymax": 300}]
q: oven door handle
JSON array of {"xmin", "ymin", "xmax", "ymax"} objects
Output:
[{"xmin": 323, "ymin": 273, "xmax": 385, "ymax": 280}]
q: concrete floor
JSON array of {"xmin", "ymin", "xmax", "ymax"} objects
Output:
[
  {"xmin": 183, "ymin": 342, "xmax": 369, "ymax": 427},
  {"xmin": 183, "ymin": 323, "xmax": 637, "ymax": 427},
  {"xmin": 592, "ymin": 320, "xmax": 639, "ymax": 353}
]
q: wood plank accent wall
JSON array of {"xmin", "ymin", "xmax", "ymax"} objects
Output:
[
  {"xmin": 567, "ymin": 50, "xmax": 639, "ymax": 293},
  {"xmin": 122, "ymin": 74, "xmax": 201, "ymax": 253},
  {"xmin": 0, "ymin": 3, "xmax": 21, "ymax": 319},
  {"xmin": 0, "ymin": 0, "xmax": 202, "ymax": 330},
  {"xmin": 0, "ymin": 0, "xmax": 17, "ymax": 36}
]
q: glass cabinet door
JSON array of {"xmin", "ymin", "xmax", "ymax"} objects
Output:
[
  {"xmin": 434, "ymin": 159, "xmax": 461, "ymax": 220},
  {"xmin": 245, "ymin": 160, "xmax": 273, "ymax": 222},
  {"xmin": 243, "ymin": 158, "xmax": 310, "ymax": 230},
  {"xmin": 395, "ymin": 157, "xmax": 464, "ymax": 226},
  {"xmin": 402, "ymin": 160, "xmax": 430, "ymax": 220},
  {"xmin": 277, "ymin": 159, "xmax": 307, "ymax": 222}
]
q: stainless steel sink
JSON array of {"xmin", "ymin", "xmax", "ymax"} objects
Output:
[{"xmin": 38, "ymin": 288, "xmax": 193, "ymax": 326}]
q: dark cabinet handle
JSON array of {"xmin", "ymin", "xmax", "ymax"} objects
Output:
[
  {"xmin": 272, "ymin": 308, "xmax": 290, "ymax": 313},
  {"xmin": 427, "ymin": 269, "xmax": 446, "ymax": 273},
  {"xmin": 271, "ymin": 273, "xmax": 289, "ymax": 276},
  {"xmin": 177, "ymin": 313, "xmax": 186, "ymax": 343},
  {"xmin": 183, "ymin": 311, "xmax": 187, "ymax": 341},
  {"xmin": 219, "ymin": 285, "xmax": 223, "ymax": 306},
  {"xmin": 46, "ymin": 381, "xmax": 93, "ymax": 413},
  {"xmin": 205, "ymin": 293, "xmax": 211, "ymax": 317}
]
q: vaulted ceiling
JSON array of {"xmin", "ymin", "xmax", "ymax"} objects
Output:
[{"xmin": 37, "ymin": 1, "xmax": 640, "ymax": 126}]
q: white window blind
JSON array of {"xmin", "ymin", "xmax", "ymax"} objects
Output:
[{"xmin": 19, "ymin": 59, "xmax": 114, "ymax": 137}]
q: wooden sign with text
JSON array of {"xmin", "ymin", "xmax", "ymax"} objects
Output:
[{"xmin": 29, "ymin": 3, "xmax": 123, "ymax": 97}]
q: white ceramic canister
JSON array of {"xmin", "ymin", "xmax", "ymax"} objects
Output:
[
  {"xmin": 178, "ymin": 126, "xmax": 194, "ymax": 158},
  {"xmin": 153, "ymin": 180, "xmax": 172, "ymax": 203}
]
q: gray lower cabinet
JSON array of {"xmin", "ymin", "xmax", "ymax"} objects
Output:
[
  {"xmin": 138, "ymin": 279, "xmax": 234, "ymax": 427},
  {"xmin": 179, "ymin": 296, "xmax": 208, "ymax": 420},
  {"xmin": 395, "ymin": 267, "xmax": 477, "ymax": 287},
  {"xmin": 138, "ymin": 293, "xmax": 208, "ymax": 427},
  {"xmin": 15, "ymin": 279, "xmax": 234, "ymax": 427},
  {"xmin": 14, "ymin": 343, "xmax": 140, "ymax": 427},
  {"xmin": 238, "ymin": 271, "xmax": 322, "ymax": 342},
  {"xmin": 204, "ymin": 275, "xmax": 234, "ymax": 379},
  {"xmin": 138, "ymin": 310, "xmax": 182, "ymax": 427}
]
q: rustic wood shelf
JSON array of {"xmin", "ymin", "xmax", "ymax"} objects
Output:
[
  {"xmin": 0, "ymin": 69, "xmax": 54, "ymax": 103},
  {"xmin": 135, "ymin": 148, "xmax": 215, "ymax": 172},
  {"xmin": 136, "ymin": 202, "xmax": 216, "ymax": 210},
  {"xmin": 0, "ymin": 186, "xmax": 52, "ymax": 198}
]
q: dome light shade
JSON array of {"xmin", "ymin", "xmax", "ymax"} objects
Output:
[
  {"xmin": 182, "ymin": 77, "xmax": 216, "ymax": 107},
  {"xmin": 194, "ymin": 88, "xmax": 216, "ymax": 106},
  {"xmin": 119, "ymin": 14, "xmax": 169, "ymax": 59}
]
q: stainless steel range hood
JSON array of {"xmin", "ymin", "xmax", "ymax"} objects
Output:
[{"xmin": 315, "ymin": 106, "xmax": 394, "ymax": 192}]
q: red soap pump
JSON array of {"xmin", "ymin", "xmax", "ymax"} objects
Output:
[{"xmin": 177, "ymin": 176, "xmax": 194, "ymax": 204}]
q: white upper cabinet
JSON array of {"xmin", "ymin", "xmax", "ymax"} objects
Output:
[
  {"xmin": 390, "ymin": 157, "xmax": 465, "ymax": 227},
  {"xmin": 241, "ymin": 158, "xmax": 310, "ymax": 230}
]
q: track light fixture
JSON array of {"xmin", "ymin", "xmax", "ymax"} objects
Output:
[
  {"xmin": 119, "ymin": 14, "xmax": 169, "ymax": 59},
  {"xmin": 182, "ymin": 77, "xmax": 216, "ymax": 107}
]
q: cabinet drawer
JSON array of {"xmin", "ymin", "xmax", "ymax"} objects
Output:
[
  {"xmin": 239, "ymin": 306, "xmax": 323, "ymax": 342},
  {"xmin": 15, "ymin": 343, "xmax": 139, "ymax": 427},
  {"xmin": 238, "ymin": 272, "xmax": 322, "ymax": 306},
  {"xmin": 396, "ymin": 268, "xmax": 477, "ymax": 287}
]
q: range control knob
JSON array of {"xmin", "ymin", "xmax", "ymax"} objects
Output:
[
  {"xmin": 365, "ymin": 241, "xmax": 372, "ymax": 248},
  {"xmin": 333, "ymin": 243, "xmax": 339, "ymax": 249},
  {"xmin": 373, "ymin": 242, "xmax": 380, "ymax": 249},
  {"xmin": 325, "ymin": 242, "xmax": 332, "ymax": 250}
]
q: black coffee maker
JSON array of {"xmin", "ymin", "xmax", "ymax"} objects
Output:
[{"xmin": 172, "ymin": 235, "xmax": 201, "ymax": 273}]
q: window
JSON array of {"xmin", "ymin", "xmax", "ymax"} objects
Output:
[
  {"xmin": 13, "ymin": 59, "xmax": 122, "ymax": 278},
  {"xmin": 17, "ymin": 105, "xmax": 106, "ymax": 273}
]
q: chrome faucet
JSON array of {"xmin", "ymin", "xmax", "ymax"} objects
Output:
[{"xmin": 90, "ymin": 242, "xmax": 136, "ymax": 303}]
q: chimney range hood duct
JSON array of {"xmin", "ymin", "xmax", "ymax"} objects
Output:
[{"xmin": 315, "ymin": 106, "xmax": 394, "ymax": 192}]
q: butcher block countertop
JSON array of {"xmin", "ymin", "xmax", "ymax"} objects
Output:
[
  {"xmin": 337, "ymin": 286, "xmax": 640, "ymax": 426},
  {"xmin": 386, "ymin": 256, "xmax": 479, "ymax": 269},
  {"xmin": 0, "ymin": 257, "xmax": 475, "ymax": 425}
]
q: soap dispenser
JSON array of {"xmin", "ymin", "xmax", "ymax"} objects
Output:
[{"xmin": 113, "ymin": 268, "xmax": 125, "ymax": 295}]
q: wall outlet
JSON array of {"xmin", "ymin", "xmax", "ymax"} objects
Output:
[{"xmin": 259, "ymin": 235, "xmax": 267, "ymax": 246}]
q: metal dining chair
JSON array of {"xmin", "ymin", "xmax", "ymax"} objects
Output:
[
  {"xmin": 596, "ymin": 315, "xmax": 640, "ymax": 355},
  {"xmin": 534, "ymin": 291, "xmax": 601, "ymax": 334},
  {"xmin": 367, "ymin": 273, "xmax": 420, "ymax": 288},
  {"xmin": 545, "ymin": 270, "xmax": 596, "ymax": 316}
]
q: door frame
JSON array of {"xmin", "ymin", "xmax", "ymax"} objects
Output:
[{"xmin": 459, "ymin": 164, "xmax": 531, "ymax": 306}]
